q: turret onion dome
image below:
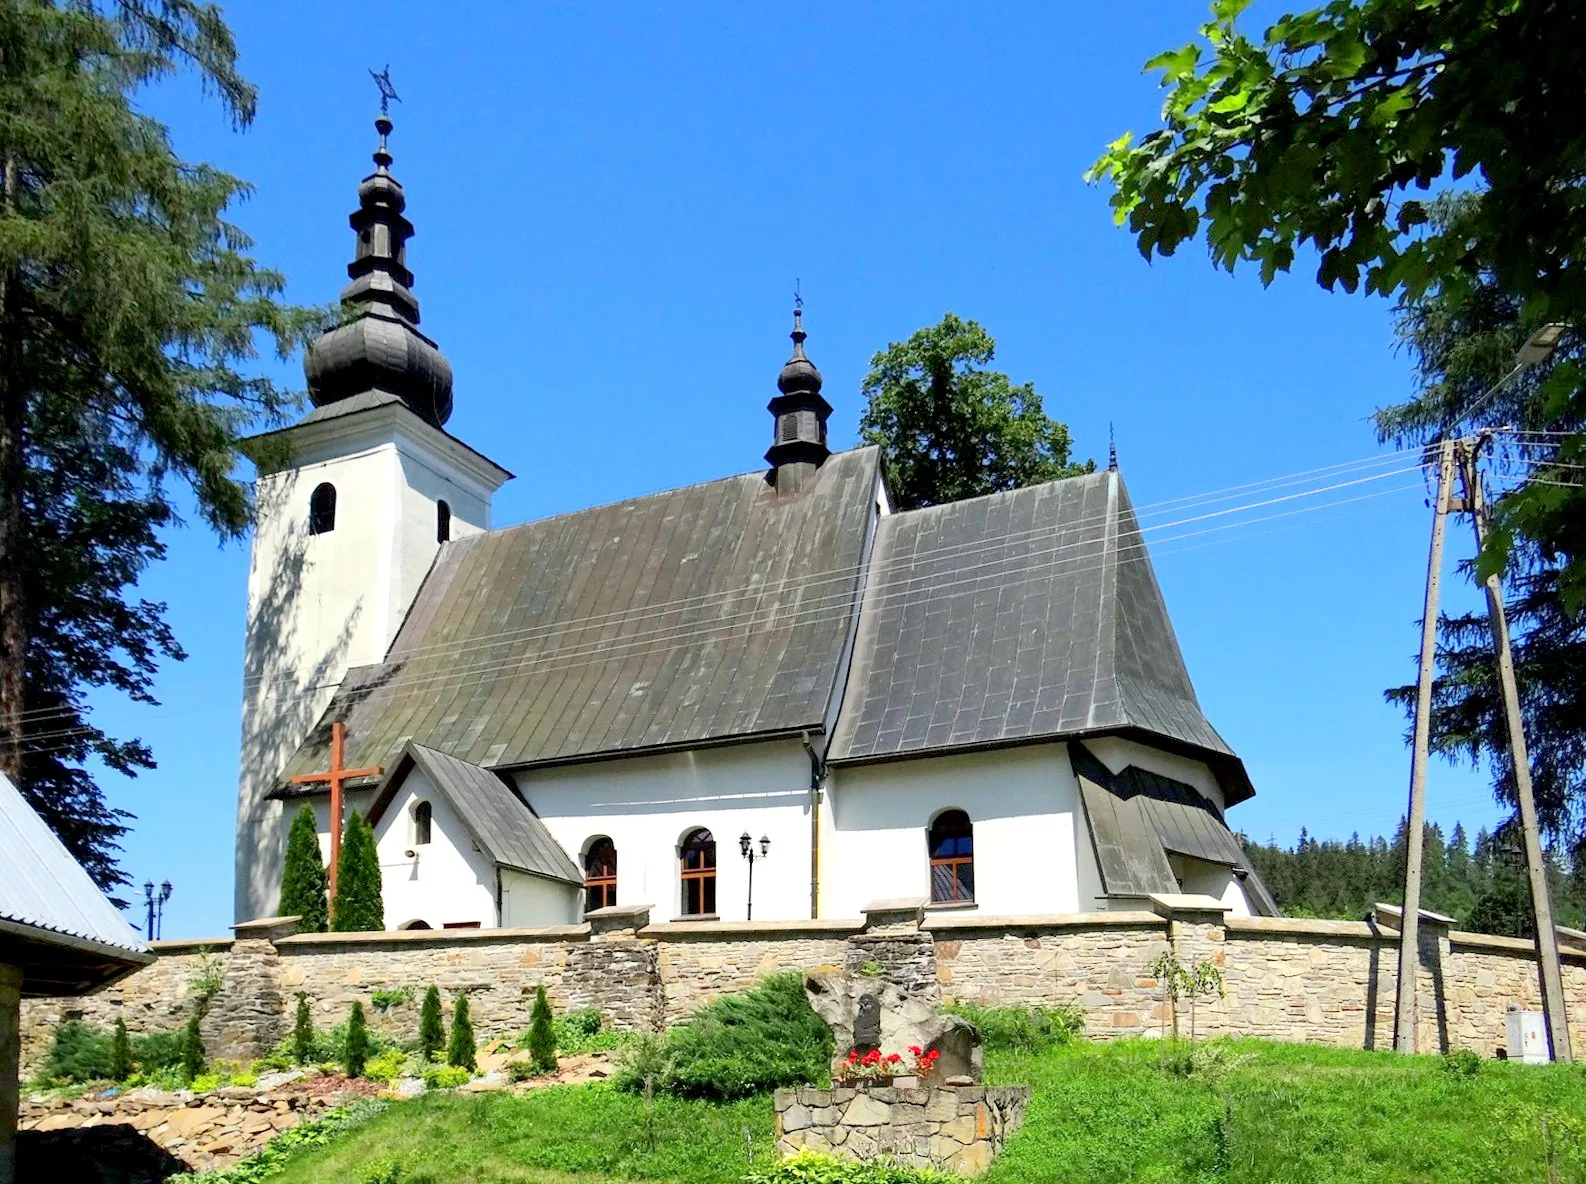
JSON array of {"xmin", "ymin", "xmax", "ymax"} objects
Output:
[{"xmin": 304, "ymin": 113, "xmax": 454, "ymax": 428}]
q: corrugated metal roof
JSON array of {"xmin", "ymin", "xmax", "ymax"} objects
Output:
[
  {"xmin": 280, "ymin": 447, "xmax": 880, "ymax": 784},
  {"xmin": 0, "ymin": 771, "xmax": 150, "ymax": 959},
  {"xmin": 827, "ymin": 470, "xmax": 1251, "ymax": 802},
  {"xmin": 1071, "ymin": 744, "xmax": 1277, "ymax": 915},
  {"xmin": 370, "ymin": 745, "xmax": 581, "ymax": 883}
]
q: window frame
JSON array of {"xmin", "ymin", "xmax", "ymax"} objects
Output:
[
  {"xmin": 679, "ymin": 828, "xmax": 717, "ymax": 917},
  {"xmin": 927, "ymin": 809, "xmax": 975, "ymax": 905},
  {"xmin": 412, "ymin": 800, "xmax": 432, "ymax": 846},
  {"xmin": 584, "ymin": 836, "xmax": 617, "ymax": 912},
  {"xmin": 308, "ymin": 482, "xmax": 337, "ymax": 536},
  {"xmin": 437, "ymin": 499, "xmax": 452, "ymax": 544}
]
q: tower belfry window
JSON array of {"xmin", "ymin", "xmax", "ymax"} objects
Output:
[
  {"xmin": 309, "ymin": 483, "xmax": 337, "ymax": 535},
  {"xmin": 437, "ymin": 499, "xmax": 451, "ymax": 544}
]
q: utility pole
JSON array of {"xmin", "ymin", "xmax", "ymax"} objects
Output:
[
  {"xmin": 1457, "ymin": 437, "xmax": 1572, "ymax": 1061},
  {"xmin": 1395, "ymin": 438, "xmax": 1457, "ymax": 1054}
]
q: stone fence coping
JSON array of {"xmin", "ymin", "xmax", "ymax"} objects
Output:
[
  {"xmin": 862, "ymin": 897, "xmax": 928, "ymax": 929},
  {"xmin": 274, "ymin": 923, "xmax": 591, "ymax": 949},
  {"xmin": 1449, "ymin": 929, "xmax": 1586, "ymax": 962},
  {"xmin": 148, "ymin": 937, "xmax": 235, "ymax": 954},
  {"xmin": 1223, "ymin": 915, "xmax": 1383, "ymax": 941},
  {"xmin": 1148, "ymin": 893, "xmax": 1230, "ymax": 920},
  {"xmin": 232, "ymin": 915, "xmax": 302, "ymax": 941},
  {"xmin": 924, "ymin": 910, "xmax": 1164, "ymax": 933},
  {"xmin": 1373, "ymin": 902, "xmax": 1458, "ymax": 929},
  {"xmin": 584, "ymin": 904, "xmax": 653, "ymax": 936},
  {"xmin": 640, "ymin": 918, "xmax": 864, "ymax": 938}
]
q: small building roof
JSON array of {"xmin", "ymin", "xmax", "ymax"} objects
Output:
[
  {"xmin": 278, "ymin": 447, "xmax": 880, "ymax": 785},
  {"xmin": 0, "ymin": 772, "xmax": 151, "ymax": 995},
  {"xmin": 827, "ymin": 470, "xmax": 1254, "ymax": 805},
  {"xmin": 1070, "ymin": 743, "xmax": 1277, "ymax": 916},
  {"xmin": 368, "ymin": 744, "xmax": 582, "ymax": 884}
]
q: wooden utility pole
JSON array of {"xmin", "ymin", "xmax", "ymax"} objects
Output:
[
  {"xmin": 1456, "ymin": 438, "xmax": 1572, "ymax": 1061},
  {"xmin": 1395, "ymin": 438, "xmax": 1457, "ymax": 1054}
]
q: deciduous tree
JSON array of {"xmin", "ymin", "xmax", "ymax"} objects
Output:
[{"xmin": 859, "ymin": 314, "xmax": 1090, "ymax": 512}]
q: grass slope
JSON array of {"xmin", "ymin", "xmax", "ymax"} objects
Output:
[
  {"xmin": 983, "ymin": 1039, "xmax": 1586, "ymax": 1184},
  {"xmin": 269, "ymin": 1086, "xmax": 772, "ymax": 1184}
]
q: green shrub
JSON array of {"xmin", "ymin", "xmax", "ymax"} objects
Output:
[
  {"xmin": 528, "ymin": 985, "xmax": 557, "ymax": 1074},
  {"xmin": 447, "ymin": 993, "xmax": 476, "ymax": 1071},
  {"xmin": 278, "ymin": 805, "xmax": 329, "ymax": 933},
  {"xmin": 544, "ymin": 1008, "xmax": 630, "ymax": 1056},
  {"xmin": 331, "ymin": 811, "xmax": 384, "ymax": 932},
  {"xmin": 418, "ymin": 986, "xmax": 445, "ymax": 1062},
  {"xmin": 364, "ymin": 1049, "xmax": 409, "ymax": 1083},
  {"xmin": 109, "ymin": 1018, "xmax": 132, "ymax": 1081},
  {"xmin": 181, "ymin": 1015, "xmax": 206, "ymax": 1084},
  {"xmin": 744, "ymin": 1150, "xmax": 960, "ymax": 1183},
  {"xmin": 946, "ymin": 1002, "xmax": 1084, "ymax": 1053},
  {"xmin": 422, "ymin": 1064, "xmax": 472, "ymax": 1090},
  {"xmin": 643, "ymin": 972, "xmax": 831, "ymax": 1100},
  {"xmin": 38, "ymin": 1019, "xmax": 110, "ymax": 1084},
  {"xmin": 1445, "ymin": 1047, "xmax": 1483, "ymax": 1078},
  {"xmin": 293, "ymin": 993, "xmax": 314, "ymax": 1065},
  {"xmin": 190, "ymin": 1072, "xmax": 222, "ymax": 1093},
  {"xmin": 346, "ymin": 1002, "xmax": 372, "ymax": 1077},
  {"xmin": 133, "ymin": 1030, "xmax": 186, "ymax": 1074},
  {"xmin": 370, "ymin": 986, "xmax": 414, "ymax": 1013}
]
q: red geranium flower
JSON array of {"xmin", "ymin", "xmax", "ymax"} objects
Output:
[{"xmin": 908, "ymin": 1045, "xmax": 922, "ymax": 1056}]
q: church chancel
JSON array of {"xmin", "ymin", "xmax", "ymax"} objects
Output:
[{"xmin": 234, "ymin": 105, "xmax": 1277, "ymax": 932}]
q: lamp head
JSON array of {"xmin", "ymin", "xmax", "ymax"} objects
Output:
[
  {"xmin": 739, "ymin": 831, "xmax": 752, "ymax": 859},
  {"xmin": 143, "ymin": 880, "xmax": 154, "ymax": 900},
  {"xmin": 160, "ymin": 880, "xmax": 172, "ymax": 902},
  {"xmin": 760, "ymin": 835, "xmax": 771, "ymax": 858}
]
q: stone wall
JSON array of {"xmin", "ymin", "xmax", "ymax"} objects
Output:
[
  {"xmin": 773, "ymin": 1083, "xmax": 1031, "ymax": 1176},
  {"xmin": 22, "ymin": 897, "xmax": 1586, "ymax": 1072}
]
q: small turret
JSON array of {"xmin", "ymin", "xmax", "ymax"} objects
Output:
[{"xmin": 765, "ymin": 306, "xmax": 832, "ymax": 492}]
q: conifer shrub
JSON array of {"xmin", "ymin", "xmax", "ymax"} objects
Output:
[
  {"xmin": 345, "ymin": 1002, "xmax": 371, "ymax": 1078},
  {"xmin": 110, "ymin": 1017, "xmax": 132, "ymax": 1081},
  {"xmin": 528, "ymin": 984, "xmax": 557, "ymax": 1074},
  {"xmin": 419, "ymin": 985, "xmax": 445, "ymax": 1062},
  {"xmin": 447, "ymin": 992, "xmax": 476, "ymax": 1072},
  {"xmin": 294, "ymin": 992, "xmax": 315, "ymax": 1064},
  {"xmin": 331, "ymin": 811, "xmax": 384, "ymax": 932},
  {"xmin": 180, "ymin": 1015, "xmax": 206, "ymax": 1084},
  {"xmin": 633, "ymin": 972, "xmax": 831, "ymax": 1100},
  {"xmin": 279, "ymin": 804, "xmax": 330, "ymax": 933},
  {"xmin": 38, "ymin": 1019, "xmax": 110, "ymax": 1084}
]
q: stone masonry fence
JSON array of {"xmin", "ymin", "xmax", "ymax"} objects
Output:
[{"xmin": 20, "ymin": 896, "xmax": 1586, "ymax": 1072}]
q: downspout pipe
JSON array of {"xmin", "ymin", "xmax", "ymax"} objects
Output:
[{"xmin": 802, "ymin": 730, "xmax": 824, "ymax": 919}]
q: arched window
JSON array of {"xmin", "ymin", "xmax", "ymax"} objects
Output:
[
  {"xmin": 412, "ymin": 801, "xmax": 432, "ymax": 846},
  {"xmin": 436, "ymin": 499, "xmax": 451, "ymax": 544},
  {"xmin": 928, "ymin": 810, "xmax": 974, "ymax": 903},
  {"xmin": 309, "ymin": 483, "xmax": 337, "ymax": 535},
  {"xmin": 584, "ymin": 837, "xmax": 617, "ymax": 912},
  {"xmin": 680, "ymin": 828, "xmax": 717, "ymax": 917}
]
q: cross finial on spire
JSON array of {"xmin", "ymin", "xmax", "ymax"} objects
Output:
[
  {"xmin": 794, "ymin": 277, "xmax": 803, "ymax": 312},
  {"xmin": 370, "ymin": 64, "xmax": 400, "ymax": 115},
  {"xmin": 1108, "ymin": 422, "xmax": 1118, "ymax": 472}
]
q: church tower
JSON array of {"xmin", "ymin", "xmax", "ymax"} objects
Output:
[{"xmin": 234, "ymin": 108, "xmax": 512, "ymax": 922}]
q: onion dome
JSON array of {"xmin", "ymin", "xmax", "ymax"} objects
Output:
[
  {"xmin": 304, "ymin": 113, "xmax": 453, "ymax": 428},
  {"xmin": 765, "ymin": 306, "xmax": 833, "ymax": 486}
]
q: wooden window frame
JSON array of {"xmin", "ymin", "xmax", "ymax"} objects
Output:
[
  {"xmin": 928, "ymin": 810, "xmax": 975, "ymax": 904},
  {"xmin": 584, "ymin": 837, "xmax": 617, "ymax": 912},
  {"xmin": 680, "ymin": 828, "xmax": 717, "ymax": 917}
]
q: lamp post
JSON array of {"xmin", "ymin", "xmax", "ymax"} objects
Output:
[
  {"xmin": 144, "ymin": 880, "xmax": 172, "ymax": 941},
  {"xmin": 739, "ymin": 832, "xmax": 770, "ymax": 921}
]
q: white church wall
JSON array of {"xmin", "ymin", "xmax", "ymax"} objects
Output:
[
  {"xmin": 820, "ymin": 744, "xmax": 1091, "ymax": 918},
  {"xmin": 371, "ymin": 768, "xmax": 497, "ymax": 930},
  {"xmin": 1085, "ymin": 735, "xmax": 1227, "ymax": 813},
  {"xmin": 518, "ymin": 740, "xmax": 815, "ymax": 923},
  {"xmin": 500, "ymin": 869, "xmax": 581, "ymax": 928},
  {"xmin": 1166, "ymin": 854, "xmax": 1254, "ymax": 918}
]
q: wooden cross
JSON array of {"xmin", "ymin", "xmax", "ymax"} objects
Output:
[{"xmin": 289, "ymin": 721, "xmax": 381, "ymax": 905}]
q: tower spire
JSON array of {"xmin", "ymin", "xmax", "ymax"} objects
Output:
[
  {"xmin": 1108, "ymin": 422, "xmax": 1118, "ymax": 472},
  {"xmin": 303, "ymin": 82, "xmax": 454, "ymax": 428},
  {"xmin": 765, "ymin": 297, "xmax": 832, "ymax": 492}
]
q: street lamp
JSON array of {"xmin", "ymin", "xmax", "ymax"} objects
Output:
[
  {"xmin": 739, "ymin": 832, "xmax": 770, "ymax": 921},
  {"xmin": 144, "ymin": 880, "xmax": 172, "ymax": 941}
]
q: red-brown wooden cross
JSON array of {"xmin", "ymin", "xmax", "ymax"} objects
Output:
[{"xmin": 289, "ymin": 721, "xmax": 381, "ymax": 906}]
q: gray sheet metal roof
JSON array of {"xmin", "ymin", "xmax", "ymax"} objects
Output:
[
  {"xmin": 0, "ymin": 771, "xmax": 151, "ymax": 993},
  {"xmin": 280, "ymin": 447, "xmax": 880, "ymax": 784},
  {"xmin": 1071, "ymin": 744, "xmax": 1277, "ymax": 915},
  {"xmin": 369, "ymin": 745, "xmax": 581, "ymax": 883},
  {"xmin": 827, "ymin": 470, "xmax": 1252, "ymax": 803}
]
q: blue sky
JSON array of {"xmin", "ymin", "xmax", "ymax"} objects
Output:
[{"xmin": 95, "ymin": 1, "xmax": 1502, "ymax": 938}]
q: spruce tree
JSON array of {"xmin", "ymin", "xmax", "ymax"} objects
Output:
[
  {"xmin": 109, "ymin": 1017, "xmax": 132, "ymax": 1081},
  {"xmin": 293, "ymin": 992, "xmax": 314, "ymax": 1065},
  {"xmin": 0, "ymin": 1, "xmax": 322, "ymax": 882},
  {"xmin": 344, "ymin": 1002, "xmax": 370, "ymax": 1078},
  {"xmin": 180, "ymin": 1015, "xmax": 205, "ymax": 1084},
  {"xmin": 528, "ymin": 985, "xmax": 557, "ymax": 1075},
  {"xmin": 447, "ymin": 993, "xmax": 476, "ymax": 1072},
  {"xmin": 331, "ymin": 812, "xmax": 384, "ymax": 932},
  {"xmin": 278, "ymin": 807, "xmax": 329, "ymax": 933},
  {"xmin": 419, "ymin": 985, "xmax": 445, "ymax": 1063}
]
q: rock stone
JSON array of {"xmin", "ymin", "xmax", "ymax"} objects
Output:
[{"xmin": 804, "ymin": 969, "xmax": 983, "ymax": 1082}]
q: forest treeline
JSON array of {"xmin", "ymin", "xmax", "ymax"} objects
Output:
[{"xmin": 1240, "ymin": 821, "xmax": 1586, "ymax": 938}]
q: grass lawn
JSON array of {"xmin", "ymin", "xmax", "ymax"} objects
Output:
[
  {"xmin": 259, "ymin": 1040, "xmax": 1586, "ymax": 1183},
  {"xmin": 268, "ymin": 1087, "xmax": 773, "ymax": 1184},
  {"xmin": 983, "ymin": 1039, "xmax": 1586, "ymax": 1184}
]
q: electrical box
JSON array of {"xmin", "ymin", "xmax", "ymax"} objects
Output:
[{"xmin": 1506, "ymin": 1006, "xmax": 1550, "ymax": 1064}]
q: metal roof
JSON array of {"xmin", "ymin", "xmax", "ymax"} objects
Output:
[
  {"xmin": 0, "ymin": 771, "xmax": 151, "ymax": 994},
  {"xmin": 827, "ymin": 470, "xmax": 1253, "ymax": 803},
  {"xmin": 369, "ymin": 745, "xmax": 582, "ymax": 884},
  {"xmin": 280, "ymin": 447, "xmax": 880, "ymax": 784},
  {"xmin": 1070, "ymin": 744, "xmax": 1277, "ymax": 915}
]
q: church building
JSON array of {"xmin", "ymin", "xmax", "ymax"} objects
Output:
[{"xmin": 233, "ymin": 111, "xmax": 1277, "ymax": 931}]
